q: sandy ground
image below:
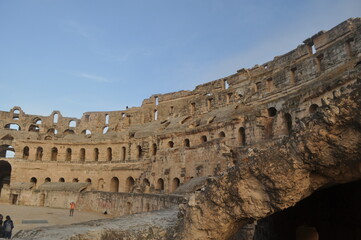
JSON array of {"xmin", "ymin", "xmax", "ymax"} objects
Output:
[{"xmin": 0, "ymin": 203, "xmax": 111, "ymax": 238}]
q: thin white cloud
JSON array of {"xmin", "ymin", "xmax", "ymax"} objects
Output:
[{"xmin": 75, "ymin": 73, "xmax": 111, "ymax": 83}]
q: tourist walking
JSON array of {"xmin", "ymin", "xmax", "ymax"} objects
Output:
[
  {"xmin": 69, "ymin": 201, "xmax": 75, "ymax": 216},
  {"xmin": 3, "ymin": 215, "xmax": 14, "ymax": 239}
]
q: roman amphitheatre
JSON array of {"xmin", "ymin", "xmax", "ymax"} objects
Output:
[{"xmin": 0, "ymin": 18, "xmax": 360, "ymax": 240}]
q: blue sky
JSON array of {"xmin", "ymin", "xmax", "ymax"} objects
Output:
[{"xmin": 0, "ymin": 0, "xmax": 360, "ymax": 118}]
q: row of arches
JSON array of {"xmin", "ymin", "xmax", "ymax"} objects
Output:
[{"xmin": 29, "ymin": 176, "xmax": 181, "ymax": 193}]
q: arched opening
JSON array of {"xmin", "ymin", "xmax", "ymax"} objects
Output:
[
  {"xmin": 309, "ymin": 104, "xmax": 319, "ymax": 114},
  {"xmin": 152, "ymin": 143, "xmax": 157, "ymax": 156},
  {"xmin": 201, "ymin": 135, "xmax": 207, "ymax": 143},
  {"xmin": 268, "ymin": 107, "xmax": 277, "ymax": 117},
  {"xmin": 53, "ymin": 113, "xmax": 59, "ymax": 123},
  {"xmin": 63, "ymin": 129, "xmax": 75, "ymax": 135},
  {"xmin": 0, "ymin": 145, "xmax": 15, "ymax": 158},
  {"xmin": 110, "ymin": 177, "xmax": 119, "ymax": 192},
  {"xmin": 86, "ymin": 178, "xmax": 92, "ymax": 183},
  {"xmin": 66, "ymin": 148, "xmax": 72, "ymax": 161},
  {"xmin": 239, "ymin": 127, "xmax": 246, "ymax": 146},
  {"xmin": 154, "ymin": 109, "xmax": 158, "ymax": 121},
  {"xmin": 121, "ymin": 146, "xmax": 126, "ymax": 161},
  {"xmin": 80, "ymin": 148, "xmax": 85, "ymax": 162},
  {"xmin": 44, "ymin": 177, "xmax": 51, "ymax": 183},
  {"xmin": 105, "ymin": 114, "xmax": 109, "ymax": 124},
  {"xmin": 137, "ymin": 145, "xmax": 142, "ymax": 159},
  {"xmin": 143, "ymin": 178, "xmax": 151, "ymax": 193},
  {"xmin": 69, "ymin": 120, "xmax": 76, "ymax": 127},
  {"xmin": 168, "ymin": 141, "xmax": 174, "ymax": 148},
  {"xmin": 97, "ymin": 178, "xmax": 105, "ymax": 190},
  {"xmin": 156, "ymin": 178, "xmax": 164, "ymax": 192},
  {"xmin": 0, "ymin": 160, "xmax": 12, "ymax": 196},
  {"xmin": 51, "ymin": 147, "xmax": 58, "ymax": 161},
  {"xmin": 82, "ymin": 129, "xmax": 91, "ymax": 135},
  {"xmin": 4, "ymin": 123, "xmax": 20, "ymax": 131},
  {"xmin": 30, "ymin": 177, "xmax": 37, "ymax": 188},
  {"xmin": 28, "ymin": 124, "xmax": 40, "ymax": 132},
  {"xmin": 107, "ymin": 147, "xmax": 112, "ymax": 161},
  {"xmin": 253, "ymin": 180, "xmax": 361, "ymax": 240},
  {"xmin": 126, "ymin": 176, "xmax": 135, "ymax": 193},
  {"xmin": 36, "ymin": 147, "xmax": 43, "ymax": 160},
  {"xmin": 58, "ymin": 178, "xmax": 65, "ymax": 182},
  {"xmin": 72, "ymin": 178, "xmax": 79, "ymax": 182},
  {"xmin": 184, "ymin": 139, "xmax": 190, "ymax": 147},
  {"xmin": 284, "ymin": 113, "xmax": 293, "ymax": 135},
  {"xmin": 103, "ymin": 126, "xmax": 109, "ymax": 134},
  {"xmin": 94, "ymin": 148, "xmax": 99, "ymax": 161},
  {"xmin": 171, "ymin": 177, "xmax": 180, "ymax": 192},
  {"xmin": 219, "ymin": 131, "xmax": 226, "ymax": 138}
]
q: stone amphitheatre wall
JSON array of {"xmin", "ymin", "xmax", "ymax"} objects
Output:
[
  {"xmin": 0, "ymin": 15, "xmax": 359, "ymax": 213},
  {"xmin": 5, "ymin": 18, "xmax": 361, "ymax": 240}
]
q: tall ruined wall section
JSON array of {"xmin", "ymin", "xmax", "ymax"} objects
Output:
[{"xmin": 0, "ymin": 18, "xmax": 360, "ymax": 196}]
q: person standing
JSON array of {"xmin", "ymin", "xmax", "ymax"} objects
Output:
[
  {"xmin": 3, "ymin": 215, "xmax": 14, "ymax": 239},
  {"xmin": 69, "ymin": 202, "xmax": 75, "ymax": 216}
]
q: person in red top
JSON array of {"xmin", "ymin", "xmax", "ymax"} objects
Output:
[{"xmin": 69, "ymin": 202, "xmax": 75, "ymax": 216}]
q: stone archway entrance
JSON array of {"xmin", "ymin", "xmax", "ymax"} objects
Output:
[{"xmin": 0, "ymin": 160, "xmax": 12, "ymax": 196}]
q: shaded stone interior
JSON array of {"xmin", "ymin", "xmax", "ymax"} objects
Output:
[{"xmin": 253, "ymin": 180, "xmax": 361, "ymax": 240}]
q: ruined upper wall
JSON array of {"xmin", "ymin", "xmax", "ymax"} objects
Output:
[{"xmin": 0, "ymin": 18, "xmax": 360, "ymax": 138}]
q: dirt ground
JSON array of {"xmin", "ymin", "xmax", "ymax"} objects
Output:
[{"xmin": 0, "ymin": 203, "xmax": 110, "ymax": 237}]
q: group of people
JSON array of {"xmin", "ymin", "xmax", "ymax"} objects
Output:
[{"xmin": 0, "ymin": 214, "xmax": 14, "ymax": 239}]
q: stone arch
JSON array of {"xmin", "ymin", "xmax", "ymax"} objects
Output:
[
  {"xmin": 110, "ymin": 177, "xmax": 119, "ymax": 192},
  {"xmin": 86, "ymin": 178, "xmax": 92, "ymax": 183},
  {"xmin": 168, "ymin": 141, "xmax": 174, "ymax": 148},
  {"xmin": 268, "ymin": 107, "xmax": 277, "ymax": 117},
  {"xmin": 219, "ymin": 131, "xmax": 226, "ymax": 138},
  {"xmin": 63, "ymin": 129, "xmax": 75, "ymax": 135},
  {"xmin": 72, "ymin": 178, "xmax": 79, "ymax": 182},
  {"xmin": 0, "ymin": 160, "xmax": 12, "ymax": 195},
  {"xmin": 94, "ymin": 148, "xmax": 99, "ymax": 161},
  {"xmin": 4, "ymin": 123, "xmax": 20, "ymax": 131},
  {"xmin": 309, "ymin": 104, "xmax": 319, "ymax": 114},
  {"xmin": 184, "ymin": 138, "xmax": 190, "ymax": 147},
  {"xmin": 97, "ymin": 178, "xmax": 105, "ymax": 190},
  {"xmin": 201, "ymin": 135, "xmax": 207, "ymax": 143},
  {"xmin": 284, "ymin": 113, "xmax": 293, "ymax": 135},
  {"xmin": 238, "ymin": 127, "xmax": 246, "ymax": 146},
  {"xmin": 66, "ymin": 148, "xmax": 72, "ymax": 161},
  {"xmin": 51, "ymin": 147, "xmax": 58, "ymax": 161},
  {"xmin": 126, "ymin": 176, "xmax": 135, "ymax": 193},
  {"xmin": 137, "ymin": 145, "xmax": 142, "ymax": 159},
  {"xmin": 44, "ymin": 177, "xmax": 51, "ymax": 183},
  {"xmin": 156, "ymin": 178, "xmax": 164, "ymax": 192},
  {"xmin": 0, "ymin": 144, "xmax": 15, "ymax": 158},
  {"xmin": 107, "ymin": 147, "xmax": 112, "ymax": 161},
  {"xmin": 29, "ymin": 124, "xmax": 40, "ymax": 132},
  {"xmin": 36, "ymin": 147, "xmax": 43, "ymax": 160},
  {"xmin": 171, "ymin": 177, "xmax": 180, "ymax": 192},
  {"xmin": 142, "ymin": 178, "xmax": 151, "ymax": 193},
  {"xmin": 30, "ymin": 177, "xmax": 37, "ymax": 188},
  {"xmin": 23, "ymin": 146, "xmax": 29, "ymax": 160},
  {"xmin": 121, "ymin": 146, "xmax": 126, "ymax": 161},
  {"xmin": 152, "ymin": 143, "xmax": 157, "ymax": 156},
  {"xmin": 58, "ymin": 177, "xmax": 65, "ymax": 182},
  {"xmin": 80, "ymin": 148, "xmax": 86, "ymax": 162}
]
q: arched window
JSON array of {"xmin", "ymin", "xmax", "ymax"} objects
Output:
[
  {"xmin": 156, "ymin": 178, "xmax": 164, "ymax": 192},
  {"xmin": 105, "ymin": 114, "xmax": 109, "ymax": 124},
  {"xmin": 59, "ymin": 177, "xmax": 65, "ymax": 182},
  {"xmin": 69, "ymin": 120, "xmax": 76, "ymax": 127},
  {"xmin": 103, "ymin": 126, "xmax": 109, "ymax": 134},
  {"xmin": 80, "ymin": 148, "xmax": 85, "ymax": 162},
  {"xmin": 268, "ymin": 107, "xmax": 277, "ymax": 117},
  {"xmin": 168, "ymin": 141, "xmax": 174, "ymax": 148},
  {"xmin": 36, "ymin": 147, "xmax": 43, "ymax": 160},
  {"xmin": 110, "ymin": 177, "xmax": 119, "ymax": 192},
  {"xmin": 239, "ymin": 127, "xmax": 246, "ymax": 146},
  {"xmin": 152, "ymin": 143, "xmax": 157, "ymax": 156},
  {"xmin": 86, "ymin": 178, "xmax": 92, "ymax": 183},
  {"xmin": 137, "ymin": 145, "xmax": 142, "ymax": 158},
  {"xmin": 23, "ymin": 146, "xmax": 29, "ymax": 160},
  {"xmin": 66, "ymin": 148, "xmax": 72, "ymax": 161},
  {"xmin": 219, "ymin": 131, "xmax": 226, "ymax": 138},
  {"xmin": 97, "ymin": 178, "xmax": 105, "ymax": 190},
  {"xmin": 201, "ymin": 135, "xmax": 207, "ymax": 143},
  {"xmin": 94, "ymin": 148, "xmax": 99, "ymax": 161},
  {"xmin": 51, "ymin": 147, "xmax": 58, "ymax": 161},
  {"xmin": 107, "ymin": 147, "xmax": 112, "ymax": 161},
  {"xmin": 45, "ymin": 177, "xmax": 51, "ymax": 183},
  {"xmin": 309, "ymin": 104, "xmax": 319, "ymax": 114},
  {"xmin": 30, "ymin": 177, "xmax": 37, "ymax": 187},
  {"xmin": 53, "ymin": 113, "xmax": 59, "ymax": 123},
  {"xmin": 184, "ymin": 139, "xmax": 190, "ymax": 147},
  {"xmin": 5, "ymin": 123, "xmax": 20, "ymax": 131},
  {"xmin": 72, "ymin": 178, "xmax": 79, "ymax": 182},
  {"xmin": 172, "ymin": 177, "xmax": 180, "ymax": 192},
  {"xmin": 121, "ymin": 146, "xmax": 126, "ymax": 161},
  {"xmin": 126, "ymin": 176, "xmax": 135, "ymax": 192}
]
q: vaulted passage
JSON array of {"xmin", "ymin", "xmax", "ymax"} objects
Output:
[
  {"xmin": 0, "ymin": 160, "xmax": 11, "ymax": 196},
  {"xmin": 253, "ymin": 180, "xmax": 361, "ymax": 240}
]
